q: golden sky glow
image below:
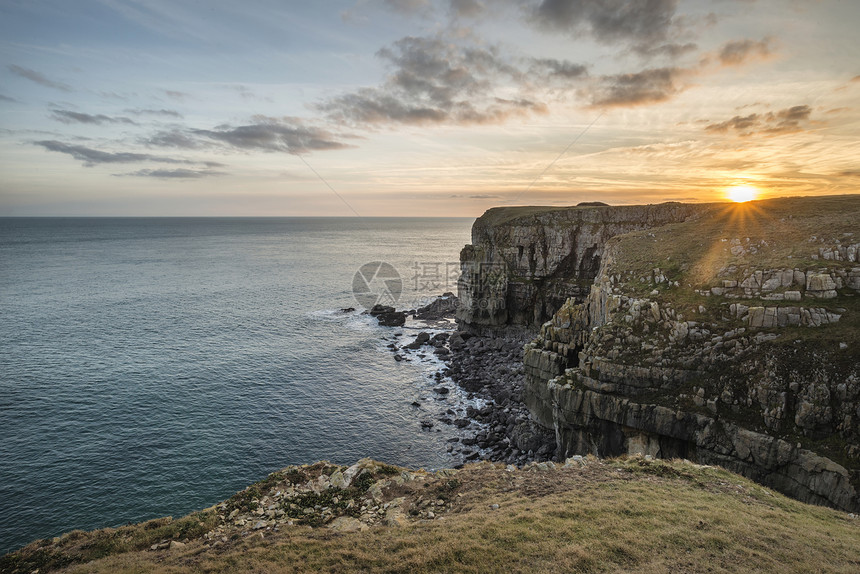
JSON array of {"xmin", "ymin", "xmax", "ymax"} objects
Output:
[
  {"xmin": 0, "ymin": 1, "xmax": 858, "ymax": 216},
  {"xmin": 726, "ymin": 185, "xmax": 759, "ymax": 203}
]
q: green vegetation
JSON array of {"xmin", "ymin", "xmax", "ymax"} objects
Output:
[
  {"xmin": 4, "ymin": 458, "xmax": 858, "ymax": 574},
  {"xmin": 0, "ymin": 511, "xmax": 218, "ymax": 574},
  {"xmin": 478, "ymin": 205, "xmax": 578, "ymax": 227},
  {"xmin": 609, "ymin": 195, "xmax": 859, "ymax": 288}
]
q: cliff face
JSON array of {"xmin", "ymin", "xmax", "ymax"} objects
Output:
[
  {"xmin": 460, "ymin": 195, "xmax": 860, "ymax": 512},
  {"xmin": 456, "ymin": 203, "xmax": 711, "ymax": 335}
]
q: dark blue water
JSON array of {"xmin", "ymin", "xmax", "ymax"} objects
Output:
[{"xmin": 0, "ymin": 217, "xmax": 472, "ymax": 554}]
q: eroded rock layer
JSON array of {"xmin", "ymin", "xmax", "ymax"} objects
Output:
[
  {"xmin": 456, "ymin": 202, "xmax": 711, "ymax": 335},
  {"xmin": 459, "ymin": 195, "xmax": 860, "ymax": 512}
]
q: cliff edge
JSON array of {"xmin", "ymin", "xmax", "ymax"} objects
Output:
[
  {"xmin": 456, "ymin": 201, "xmax": 712, "ymax": 335},
  {"xmin": 458, "ymin": 195, "xmax": 860, "ymax": 512},
  {"xmin": 4, "ymin": 457, "xmax": 858, "ymax": 573}
]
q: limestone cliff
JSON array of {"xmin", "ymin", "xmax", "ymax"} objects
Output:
[
  {"xmin": 456, "ymin": 202, "xmax": 711, "ymax": 335},
  {"xmin": 459, "ymin": 195, "xmax": 860, "ymax": 512}
]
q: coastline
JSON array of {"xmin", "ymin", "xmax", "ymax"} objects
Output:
[{"xmin": 375, "ymin": 294, "xmax": 557, "ymax": 467}]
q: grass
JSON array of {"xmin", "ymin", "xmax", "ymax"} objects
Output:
[
  {"xmin": 4, "ymin": 458, "xmax": 858, "ymax": 573},
  {"xmin": 0, "ymin": 511, "xmax": 219, "ymax": 574},
  {"xmin": 607, "ymin": 195, "xmax": 860, "ymax": 289},
  {"xmin": 477, "ymin": 205, "xmax": 587, "ymax": 227}
]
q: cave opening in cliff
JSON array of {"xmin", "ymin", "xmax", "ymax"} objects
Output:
[
  {"xmin": 579, "ymin": 245, "xmax": 601, "ymax": 283},
  {"xmin": 567, "ymin": 343, "xmax": 583, "ymax": 368}
]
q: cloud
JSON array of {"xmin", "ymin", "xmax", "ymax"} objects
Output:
[
  {"xmin": 840, "ymin": 170, "xmax": 860, "ymax": 177},
  {"xmin": 635, "ymin": 41, "xmax": 697, "ymax": 59},
  {"xmin": 582, "ymin": 66, "xmax": 688, "ymax": 107},
  {"xmin": 530, "ymin": 58, "xmax": 589, "ymax": 79},
  {"xmin": 164, "ymin": 90, "xmax": 190, "ymax": 101},
  {"xmin": 7, "ymin": 64, "xmax": 73, "ymax": 92},
  {"xmin": 141, "ymin": 117, "xmax": 352, "ymax": 154},
  {"xmin": 0, "ymin": 93, "xmax": 18, "ymax": 103},
  {"xmin": 529, "ymin": 0, "xmax": 682, "ymax": 54},
  {"xmin": 448, "ymin": 0, "xmax": 485, "ymax": 18},
  {"xmin": 449, "ymin": 193, "xmax": 503, "ymax": 199},
  {"xmin": 319, "ymin": 35, "xmax": 549, "ymax": 126},
  {"xmin": 141, "ymin": 129, "xmax": 206, "ymax": 149},
  {"xmin": 715, "ymin": 37, "xmax": 773, "ymax": 66},
  {"xmin": 100, "ymin": 91, "xmax": 131, "ymax": 101},
  {"xmin": 703, "ymin": 104, "xmax": 814, "ymax": 136},
  {"xmin": 125, "ymin": 108, "xmax": 183, "ymax": 119},
  {"xmin": 383, "ymin": 0, "xmax": 431, "ymax": 14},
  {"xmin": 327, "ymin": 22, "xmax": 775, "ymax": 119},
  {"xmin": 191, "ymin": 117, "xmax": 352, "ymax": 154},
  {"xmin": 34, "ymin": 140, "xmax": 222, "ymax": 167},
  {"xmin": 579, "ymin": 35, "xmax": 777, "ymax": 108},
  {"xmin": 117, "ymin": 168, "xmax": 226, "ymax": 179},
  {"xmin": 50, "ymin": 109, "xmax": 138, "ymax": 126}
]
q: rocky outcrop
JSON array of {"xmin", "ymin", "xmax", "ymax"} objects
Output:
[
  {"xmin": 456, "ymin": 202, "xmax": 711, "ymax": 336},
  {"xmin": 368, "ymin": 304, "xmax": 407, "ymax": 326},
  {"xmin": 460, "ymin": 195, "xmax": 860, "ymax": 512}
]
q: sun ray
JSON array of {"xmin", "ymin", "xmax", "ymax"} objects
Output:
[
  {"xmin": 726, "ymin": 185, "xmax": 759, "ymax": 203},
  {"xmin": 688, "ymin": 200, "xmax": 772, "ymax": 287}
]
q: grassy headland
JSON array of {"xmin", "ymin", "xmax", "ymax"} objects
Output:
[{"xmin": 3, "ymin": 456, "xmax": 858, "ymax": 573}]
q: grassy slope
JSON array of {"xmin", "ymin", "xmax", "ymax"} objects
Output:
[
  {"xmin": 608, "ymin": 195, "xmax": 860, "ymax": 345},
  {"xmin": 609, "ymin": 195, "xmax": 859, "ymax": 288},
  {"xmin": 476, "ymin": 205, "xmax": 579, "ymax": 227},
  {"xmin": 4, "ymin": 458, "xmax": 859, "ymax": 574}
]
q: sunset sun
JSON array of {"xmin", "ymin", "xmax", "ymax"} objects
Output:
[{"xmin": 726, "ymin": 185, "xmax": 759, "ymax": 203}]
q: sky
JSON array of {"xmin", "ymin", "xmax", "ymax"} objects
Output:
[{"xmin": 0, "ymin": 0, "xmax": 858, "ymax": 216}]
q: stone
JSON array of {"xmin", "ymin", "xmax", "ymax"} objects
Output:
[
  {"xmin": 370, "ymin": 304, "xmax": 408, "ymax": 326},
  {"xmin": 405, "ymin": 332, "xmax": 432, "ymax": 349},
  {"xmin": 748, "ymin": 307, "xmax": 765, "ymax": 328},
  {"xmin": 564, "ymin": 455, "xmax": 586, "ymax": 468},
  {"xmin": 806, "ymin": 273, "xmax": 837, "ymax": 296},
  {"xmin": 415, "ymin": 294, "xmax": 459, "ymax": 320},
  {"xmin": 329, "ymin": 470, "xmax": 349, "ymax": 490},
  {"xmin": 369, "ymin": 304, "xmax": 394, "ymax": 316},
  {"xmin": 329, "ymin": 517, "xmax": 367, "ymax": 532},
  {"xmin": 169, "ymin": 540, "xmax": 187, "ymax": 549},
  {"xmin": 384, "ymin": 498, "xmax": 409, "ymax": 527},
  {"xmin": 367, "ymin": 480, "xmax": 387, "ymax": 502}
]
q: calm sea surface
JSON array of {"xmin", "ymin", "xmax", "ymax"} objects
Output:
[{"xmin": 0, "ymin": 217, "xmax": 473, "ymax": 554}]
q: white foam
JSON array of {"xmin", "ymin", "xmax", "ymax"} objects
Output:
[
  {"xmin": 314, "ymin": 306, "xmax": 492, "ymax": 463},
  {"xmin": 309, "ymin": 308, "xmax": 379, "ymax": 333}
]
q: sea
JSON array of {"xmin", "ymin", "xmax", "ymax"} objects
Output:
[{"xmin": 0, "ymin": 217, "xmax": 474, "ymax": 554}]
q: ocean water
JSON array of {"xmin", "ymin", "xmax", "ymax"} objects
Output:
[{"xmin": 0, "ymin": 217, "xmax": 473, "ymax": 554}]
